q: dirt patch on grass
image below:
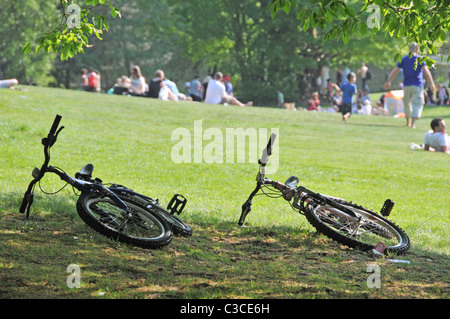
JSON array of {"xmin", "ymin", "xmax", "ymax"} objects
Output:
[{"xmin": 0, "ymin": 214, "xmax": 448, "ymax": 299}]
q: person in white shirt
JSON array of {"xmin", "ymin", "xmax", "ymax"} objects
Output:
[
  {"xmin": 424, "ymin": 118, "xmax": 449, "ymax": 154},
  {"xmin": 204, "ymin": 72, "xmax": 252, "ymax": 107},
  {"xmin": 129, "ymin": 65, "xmax": 146, "ymax": 96}
]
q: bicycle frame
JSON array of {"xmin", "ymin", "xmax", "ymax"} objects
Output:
[
  {"xmin": 239, "ymin": 134, "xmax": 358, "ymax": 226},
  {"xmin": 108, "ymin": 184, "xmax": 187, "ymax": 216},
  {"xmin": 19, "ymin": 115, "xmax": 129, "ymax": 219},
  {"xmin": 20, "ymin": 114, "xmax": 187, "ymax": 220}
]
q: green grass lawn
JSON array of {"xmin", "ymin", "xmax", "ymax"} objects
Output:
[{"xmin": 0, "ymin": 86, "xmax": 448, "ymax": 300}]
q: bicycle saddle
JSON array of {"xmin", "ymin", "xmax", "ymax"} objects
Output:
[
  {"xmin": 75, "ymin": 164, "xmax": 94, "ymax": 179},
  {"xmin": 285, "ymin": 176, "xmax": 299, "ymax": 188}
]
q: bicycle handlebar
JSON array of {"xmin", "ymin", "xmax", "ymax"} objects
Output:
[
  {"xmin": 19, "ymin": 114, "xmax": 64, "ymax": 217},
  {"xmin": 49, "ymin": 114, "xmax": 62, "ymax": 136},
  {"xmin": 259, "ymin": 133, "xmax": 276, "ymax": 166}
]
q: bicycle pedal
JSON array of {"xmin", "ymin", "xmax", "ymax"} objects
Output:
[
  {"xmin": 167, "ymin": 194, "xmax": 187, "ymax": 215},
  {"xmin": 380, "ymin": 199, "xmax": 395, "ymax": 217}
]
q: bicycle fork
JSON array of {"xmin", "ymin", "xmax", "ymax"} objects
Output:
[{"xmin": 238, "ymin": 182, "xmax": 262, "ymax": 226}]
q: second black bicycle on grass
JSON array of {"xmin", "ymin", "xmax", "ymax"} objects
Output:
[
  {"xmin": 239, "ymin": 134, "xmax": 410, "ymax": 255},
  {"xmin": 20, "ymin": 115, "xmax": 192, "ymax": 249}
]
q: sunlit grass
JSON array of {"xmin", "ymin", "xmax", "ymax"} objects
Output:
[{"xmin": 0, "ymin": 85, "xmax": 448, "ymax": 299}]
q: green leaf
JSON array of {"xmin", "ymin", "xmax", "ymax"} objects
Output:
[
  {"xmin": 110, "ymin": 7, "xmax": 119, "ymax": 19},
  {"xmin": 271, "ymin": 4, "xmax": 277, "ymax": 18},
  {"xmin": 439, "ymin": 30, "xmax": 447, "ymax": 42},
  {"xmin": 303, "ymin": 19, "xmax": 310, "ymax": 31},
  {"xmin": 61, "ymin": 45, "xmax": 69, "ymax": 61},
  {"xmin": 358, "ymin": 21, "xmax": 367, "ymax": 36},
  {"xmin": 21, "ymin": 43, "xmax": 31, "ymax": 55},
  {"xmin": 283, "ymin": 1, "xmax": 291, "ymax": 15},
  {"xmin": 95, "ymin": 16, "xmax": 103, "ymax": 29},
  {"xmin": 325, "ymin": 10, "xmax": 333, "ymax": 24},
  {"xmin": 344, "ymin": 5, "xmax": 355, "ymax": 17},
  {"xmin": 111, "ymin": 7, "xmax": 117, "ymax": 19},
  {"xmin": 342, "ymin": 31, "xmax": 348, "ymax": 44}
]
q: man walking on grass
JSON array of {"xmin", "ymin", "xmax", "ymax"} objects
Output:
[{"xmin": 384, "ymin": 43, "xmax": 435, "ymax": 129}]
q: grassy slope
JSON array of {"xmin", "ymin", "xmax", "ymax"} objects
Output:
[{"xmin": 0, "ymin": 86, "xmax": 448, "ymax": 299}]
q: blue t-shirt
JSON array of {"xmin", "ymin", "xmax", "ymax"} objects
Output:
[
  {"xmin": 189, "ymin": 79, "xmax": 202, "ymax": 97},
  {"xmin": 340, "ymin": 82, "xmax": 357, "ymax": 104},
  {"xmin": 225, "ymin": 82, "xmax": 233, "ymax": 95},
  {"xmin": 396, "ymin": 55, "xmax": 425, "ymax": 87}
]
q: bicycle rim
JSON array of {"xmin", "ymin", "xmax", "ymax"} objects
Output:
[
  {"xmin": 84, "ymin": 197, "xmax": 168, "ymax": 241},
  {"xmin": 306, "ymin": 203, "xmax": 410, "ymax": 254}
]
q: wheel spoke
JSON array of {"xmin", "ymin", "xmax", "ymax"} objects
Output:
[{"xmin": 88, "ymin": 198, "xmax": 165, "ymax": 240}]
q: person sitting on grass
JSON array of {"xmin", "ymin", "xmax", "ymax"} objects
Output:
[
  {"xmin": 372, "ymin": 100, "xmax": 388, "ymax": 116},
  {"xmin": 307, "ymin": 92, "xmax": 321, "ymax": 111},
  {"xmin": 204, "ymin": 72, "xmax": 252, "ymax": 107},
  {"xmin": 424, "ymin": 118, "xmax": 450, "ymax": 154},
  {"xmin": 129, "ymin": 65, "xmax": 146, "ymax": 96}
]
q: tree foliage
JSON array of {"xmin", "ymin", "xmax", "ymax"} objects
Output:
[
  {"xmin": 268, "ymin": 0, "xmax": 450, "ymax": 66},
  {"xmin": 10, "ymin": 0, "xmax": 449, "ymax": 105},
  {"xmin": 21, "ymin": 0, "xmax": 120, "ymax": 61},
  {"xmin": 170, "ymin": 0, "xmax": 401, "ymax": 104},
  {"xmin": 0, "ymin": 0, "xmax": 59, "ymax": 85}
]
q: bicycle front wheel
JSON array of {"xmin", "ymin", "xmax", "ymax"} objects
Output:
[
  {"xmin": 148, "ymin": 205, "xmax": 193, "ymax": 237},
  {"xmin": 304, "ymin": 201, "xmax": 410, "ymax": 255},
  {"xmin": 76, "ymin": 192, "xmax": 173, "ymax": 249},
  {"xmin": 118, "ymin": 191, "xmax": 193, "ymax": 237}
]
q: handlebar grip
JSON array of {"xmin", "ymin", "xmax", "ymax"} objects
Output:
[
  {"xmin": 49, "ymin": 114, "xmax": 62, "ymax": 135},
  {"xmin": 260, "ymin": 133, "xmax": 277, "ymax": 165},
  {"xmin": 266, "ymin": 133, "xmax": 277, "ymax": 156}
]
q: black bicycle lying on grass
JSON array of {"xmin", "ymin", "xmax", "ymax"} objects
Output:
[
  {"xmin": 239, "ymin": 134, "xmax": 410, "ymax": 255},
  {"xmin": 20, "ymin": 115, "xmax": 192, "ymax": 249}
]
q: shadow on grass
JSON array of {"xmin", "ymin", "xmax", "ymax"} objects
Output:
[{"xmin": 1, "ymin": 192, "xmax": 449, "ymax": 299}]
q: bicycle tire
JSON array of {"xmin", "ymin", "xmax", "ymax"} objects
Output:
[
  {"xmin": 119, "ymin": 193, "xmax": 193, "ymax": 237},
  {"xmin": 304, "ymin": 200, "xmax": 410, "ymax": 255},
  {"xmin": 76, "ymin": 192, "xmax": 173, "ymax": 249},
  {"xmin": 150, "ymin": 206, "xmax": 193, "ymax": 237}
]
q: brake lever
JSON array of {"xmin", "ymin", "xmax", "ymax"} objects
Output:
[
  {"xmin": 52, "ymin": 126, "xmax": 65, "ymax": 146},
  {"xmin": 42, "ymin": 126, "xmax": 65, "ymax": 147}
]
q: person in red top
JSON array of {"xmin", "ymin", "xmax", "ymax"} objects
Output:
[{"xmin": 307, "ymin": 92, "xmax": 321, "ymax": 111}]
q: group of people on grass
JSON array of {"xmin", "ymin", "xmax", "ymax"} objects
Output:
[
  {"xmin": 81, "ymin": 68, "xmax": 102, "ymax": 93},
  {"xmin": 3, "ymin": 41, "xmax": 444, "ymax": 153},
  {"xmin": 95, "ymin": 66, "xmax": 252, "ymax": 107},
  {"xmin": 306, "ymin": 72, "xmax": 381, "ymax": 120},
  {"xmin": 426, "ymin": 82, "xmax": 449, "ymax": 106},
  {"xmin": 304, "ymin": 42, "xmax": 448, "ymax": 153}
]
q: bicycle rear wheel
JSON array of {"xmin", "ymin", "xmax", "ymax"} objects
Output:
[
  {"xmin": 76, "ymin": 192, "xmax": 173, "ymax": 249},
  {"xmin": 304, "ymin": 201, "xmax": 410, "ymax": 255}
]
